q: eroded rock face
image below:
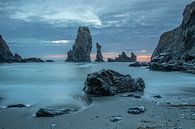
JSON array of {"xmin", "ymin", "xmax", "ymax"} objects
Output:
[
  {"xmin": 108, "ymin": 52, "xmax": 137, "ymax": 62},
  {"xmin": 0, "ymin": 35, "xmax": 14, "ymax": 62},
  {"xmin": 151, "ymin": 2, "xmax": 195, "ymax": 73},
  {"xmin": 66, "ymin": 26, "xmax": 92, "ymax": 62},
  {"xmin": 83, "ymin": 69, "xmax": 145, "ymax": 96},
  {"xmin": 95, "ymin": 43, "xmax": 104, "ymax": 62},
  {"xmin": 0, "ymin": 35, "xmax": 44, "ymax": 63}
]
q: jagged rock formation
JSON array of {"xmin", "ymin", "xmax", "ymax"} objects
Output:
[
  {"xmin": 95, "ymin": 43, "xmax": 104, "ymax": 62},
  {"xmin": 0, "ymin": 35, "xmax": 44, "ymax": 63},
  {"xmin": 66, "ymin": 26, "xmax": 92, "ymax": 62},
  {"xmin": 108, "ymin": 52, "xmax": 137, "ymax": 62},
  {"xmin": 83, "ymin": 69, "xmax": 145, "ymax": 96},
  {"xmin": 150, "ymin": 2, "xmax": 195, "ymax": 73},
  {"xmin": 0, "ymin": 35, "xmax": 14, "ymax": 62}
]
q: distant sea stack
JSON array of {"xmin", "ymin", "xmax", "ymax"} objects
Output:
[
  {"xmin": 66, "ymin": 26, "xmax": 92, "ymax": 62},
  {"xmin": 95, "ymin": 43, "xmax": 104, "ymax": 62},
  {"xmin": 150, "ymin": 2, "xmax": 195, "ymax": 73},
  {"xmin": 108, "ymin": 52, "xmax": 137, "ymax": 62},
  {"xmin": 0, "ymin": 35, "xmax": 44, "ymax": 63}
]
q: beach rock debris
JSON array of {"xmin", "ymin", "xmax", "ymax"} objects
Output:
[
  {"xmin": 66, "ymin": 26, "xmax": 92, "ymax": 62},
  {"xmin": 106, "ymin": 115, "xmax": 122, "ymax": 122},
  {"xmin": 83, "ymin": 69, "xmax": 145, "ymax": 96},
  {"xmin": 127, "ymin": 106, "xmax": 146, "ymax": 114},
  {"xmin": 36, "ymin": 107, "xmax": 78, "ymax": 117}
]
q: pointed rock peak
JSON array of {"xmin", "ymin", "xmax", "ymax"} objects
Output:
[
  {"xmin": 95, "ymin": 42, "xmax": 104, "ymax": 62},
  {"xmin": 66, "ymin": 26, "xmax": 92, "ymax": 62}
]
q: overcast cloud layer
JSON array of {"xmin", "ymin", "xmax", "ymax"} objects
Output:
[{"xmin": 0, "ymin": 0, "xmax": 193, "ymax": 59}]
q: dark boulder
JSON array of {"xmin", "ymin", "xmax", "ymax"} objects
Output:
[
  {"xmin": 83, "ymin": 69, "xmax": 145, "ymax": 96},
  {"xmin": 95, "ymin": 43, "xmax": 104, "ymax": 62},
  {"xmin": 22, "ymin": 57, "xmax": 44, "ymax": 63},
  {"xmin": 36, "ymin": 107, "xmax": 78, "ymax": 117},
  {"xmin": 127, "ymin": 106, "xmax": 146, "ymax": 114},
  {"xmin": 66, "ymin": 26, "xmax": 92, "ymax": 62},
  {"xmin": 46, "ymin": 60, "xmax": 55, "ymax": 62},
  {"xmin": 108, "ymin": 52, "xmax": 137, "ymax": 62},
  {"xmin": 7, "ymin": 104, "xmax": 27, "ymax": 108}
]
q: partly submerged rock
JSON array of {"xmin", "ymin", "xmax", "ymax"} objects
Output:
[
  {"xmin": 7, "ymin": 104, "xmax": 27, "ymax": 108},
  {"xmin": 22, "ymin": 57, "xmax": 44, "ymax": 63},
  {"xmin": 108, "ymin": 52, "xmax": 137, "ymax": 62},
  {"xmin": 36, "ymin": 107, "xmax": 78, "ymax": 117},
  {"xmin": 129, "ymin": 62, "xmax": 149, "ymax": 67},
  {"xmin": 106, "ymin": 115, "xmax": 122, "ymax": 122},
  {"xmin": 83, "ymin": 69, "xmax": 145, "ymax": 96},
  {"xmin": 46, "ymin": 60, "xmax": 55, "ymax": 62},
  {"xmin": 66, "ymin": 26, "xmax": 92, "ymax": 62},
  {"xmin": 127, "ymin": 106, "xmax": 146, "ymax": 114},
  {"xmin": 95, "ymin": 43, "xmax": 104, "ymax": 62}
]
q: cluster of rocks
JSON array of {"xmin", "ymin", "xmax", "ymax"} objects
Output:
[
  {"xmin": 108, "ymin": 52, "xmax": 137, "ymax": 62},
  {"xmin": 66, "ymin": 26, "xmax": 137, "ymax": 62},
  {"xmin": 83, "ymin": 69, "xmax": 145, "ymax": 96},
  {"xmin": 150, "ymin": 1, "xmax": 195, "ymax": 73},
  {"xmin": 0, "ymin": 35, "xmax": 44, "ymax": 63}
]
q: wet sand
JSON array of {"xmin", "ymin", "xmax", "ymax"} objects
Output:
[{"xmin": 0, "ymin": 94, "xmax": 195, "ymax": 129}]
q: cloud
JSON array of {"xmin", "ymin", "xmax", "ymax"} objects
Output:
[{"xmin": 51, "ymin": 40, "xmax": 73, "ymax": 44}]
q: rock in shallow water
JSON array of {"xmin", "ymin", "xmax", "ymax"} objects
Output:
[
  {"xmin": 106, "ymin": 115, "xmax": 122, "ymax": 122},
  {"xmin": 7, "ymin": 104, "xmax": 27, "ymax": 108},
  {"xmin": 83, "ymin": 69, "xmax": 145, "ymax": 96},
  {"xmin": 36, "ymin": 107, "xmax": 78, "ymax": 117}
]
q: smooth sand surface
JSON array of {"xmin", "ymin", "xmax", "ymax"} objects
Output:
[{"xmin": 0, "ymin": 95, "xmax": 195, "ymax": 129}]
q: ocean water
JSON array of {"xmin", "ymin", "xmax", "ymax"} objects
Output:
[{"xmin": 0, "ymin": 62, "xmax": 195, "ymax": 107}]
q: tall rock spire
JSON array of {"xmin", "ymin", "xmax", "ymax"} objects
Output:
[
  {"xmin": 66, "ymin": 26, "xmax": 92, "ymax": 62},
  {"xmin": 95, "ymin": 43, "xmax": 104, "ymax": 62}
]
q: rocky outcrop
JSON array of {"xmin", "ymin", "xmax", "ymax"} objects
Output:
[
  {"xmin": 108, "ymin": 52, "xmax": 137, "ymax": 62},
  {"xmin": 150, "ymin": 2, "xmax": 195, "ymax": 73},
  {"xmin": 95, "ymin": 43, "xmax": 104, "ymax": 62},
  {"xmin": 83, "ymin": 69, "xmax": 145, "ymax": 96},
  {"xmin": 0, "ymin": 35, "xmax": 44, "ymax": 63},
  {"xmin": 66, "ymin": 26, "xmax": 92, "ymax": 62},
  {"xmin": 0, "ymin": 35, "xmax": 14, "ymax": 62}
]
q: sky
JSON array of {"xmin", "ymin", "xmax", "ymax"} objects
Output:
[{"xmin": 0, "ymin": 0, "xmax": 193, "ymax": 61}]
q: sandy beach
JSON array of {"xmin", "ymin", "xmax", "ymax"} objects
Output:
[{"xmin": 0, "ymin": 93, "xmax": 195, "ymax": 129}]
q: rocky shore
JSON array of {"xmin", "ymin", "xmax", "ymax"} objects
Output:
[{"xmin": 150, "ymin": 1, "xmax": 195, "ymax": 74}]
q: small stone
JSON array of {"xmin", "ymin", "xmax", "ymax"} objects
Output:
[
  {"xmin": 153, "ymin": 95, "xmax": 162, "ymax": 98},
  {"xmin": 106, "ymin": 115, "xmax": 122, "ymax": 122},
  {"xmin": 127, "ymin": 106, "xmax": 146, "ymax": 114}
]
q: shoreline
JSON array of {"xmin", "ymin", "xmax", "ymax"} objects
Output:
[{"xmin": 0, "ymin": 93, "xmax": 195, "ymax": 129}]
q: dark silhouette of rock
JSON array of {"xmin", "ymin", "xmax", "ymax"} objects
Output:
[
  {"xmin": 150, "ymin": 2, "xmax": 195, "ymax": 73},
  {"xmin": 108, "ymin": 52, "xmax": 137, "ymax": 62},
  {"xmin": 0, "ymin": 35, "xmax": 14, "ymax": 62},
  {"xmin": 66, "ymin": 26, "xmax": 92, "ymax": 62},
  {"xmin": 36, "ymin": 107, "xmax": 78, "ymax": 117},
  {"xmin": 7, "ymin": 104, "xmax": 27, "ymax": 108},
  {"xmin": 95, "ymin": 43, "xmax": 104, "ymax": 62},
  {"xmin": 0, "ymin": 35, "xmax": 44, "ymax": 63},
  {"xmin": 129, "ymin": 62, "xmax": 149, "ymax": 67},
  {"xmin": 83, "ymin": 69, "xmax": 145, "ymax": 96},
  {"xmin": 46, "ymin": 60, "xmax": 55, "ymax": 62}
]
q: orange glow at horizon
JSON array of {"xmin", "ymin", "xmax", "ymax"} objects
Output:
[{"xmin": 43, "ymin": 53, "xmax": 151, "ymax": 62}]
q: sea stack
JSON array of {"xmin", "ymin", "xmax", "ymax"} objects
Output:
[
  {"xmin": 95, "ymin": 43, "xmax": 104, "ymax": 62},
  {"xmin": 0, "ymin": 35, "xmax": 14, "ymax": 62},
  {"xmin": 150, "ymin": 1, "xmax": 195, "ymax": 73},
  {"xmin": 108, "ymin": 52, "xmax": 137, "ymax": 62},
  {"xmin": 66, "ymin": 26, "xmax": 92, "ymax": 62}
]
